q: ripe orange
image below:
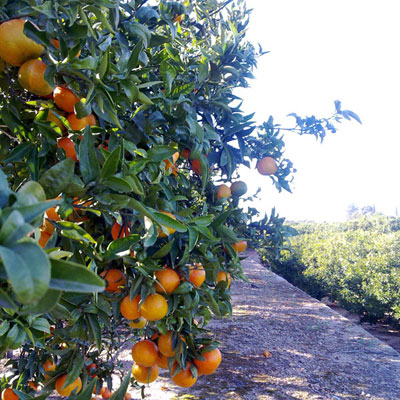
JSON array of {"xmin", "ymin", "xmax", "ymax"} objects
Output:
[
  {"xmin": 111, "ymin": 222, "xmax": 130, "ymax": 240},
  {"xmin": 155, "ymin": 268, "xmax": 180, "ymax": 294},
  {"xmin": 38, "ymin": 230, "xmax": 51, "ymax": 248},
  {"xmin": 188, "ymin": 263, "xmax": 206, "ymax": 287},
  {"xmin": 67, "ymin": 113, "xmax": 96, "ymax": 131},
  {"xmin": 132, "ymin": 363, "xmax": 159, "ymax": 384},
  {"xmin": 232, "ymin": 240, "xmax": 247, "ymax": 253},
  {"xmin": 43, "ymin": 218, "xmax": 55, "ymax": 235},
  {"xmin": 42, "ymin": 358, "xmax": 56, "ymax": 378},
  {"xmin": 157, "ymin": 211, "xmax": 176, "ymax": 238},
  {"xmin": 124, "ymin": 393, "xmax": 132, "ymax": 400},
  {"xmin": 47, "ymin": 110, "xmax": 66, "ymax": 132},
  {"xmin": 120, "ymin": 295, "xmax": 141, "ymax": 320},
  {"xmin": 191, "ymin": 159, "xmax": 202, "ymax": 175},
  {"xmin": 217, "ymin": 271, "xmax": 231, "ymax": 287},
  {"xmin": 101, "ymin": 388, "xmax": 112, "ymax": 399},
  {"xmin": 27, "ymin": 381, "xmax": 38, "ymax": 391},
  {"xmin": 18, "ymin": 59, "xmax": 53, "ymax": 96},
  {"xmin": 55, "ymin": 375, "xmax": 82, "ymax": 397},
  {"xmin": 100, "ymin": 269, "xmax": 126, "ymax": 293},
  {"xmin": 0, "ymin": 19, "xmax": 44, "ymax": 66},
  {"xmin": 171, "ymin": 362, "xmax": 197, "ymax": 388},
  {"xmin": 256, "ymin": 156, "xmax": 278, "ymax": 176},
  {"xmin": 46, "ymin": 204, "xmax": 61, "ymax": 222},
  {"xmin": 140, "ymin": 293, "xmax": 168, "ymax": 321},
  {"xmin": 158, "ymin": 331, "xmax": 178, "ymax": 357},
  {"xmin": 51, "ymin": 39, "xmax": 81, "ymax": 58},
  {"xmin": 57, "ymin": 137, "xmax": 78, "ymax": 162},
  {"xmin": 193, "ymin": 347, "xmax": 222, "ymax": 375},
  {"xmin": 217, "ymin": 184, "xmax": 231, "ymax": 200},
  {"xmin": 2, "ymin": 389, "xmax": 18, "ymax": 400},
  {"xmin": 230, "ymin": 181, "xmax": 247, "ymax": 197},
  {"xmin": 54, "ymin": 86, "xmax": 80, "ymax": 113},
  {"xmin": 131, "ymin": 340, "xmax": 159, "ymax": 367},
  {"xmin": 156, "ymin": 354, "xmax": 169, "ymax": 369},
  {"xmin": 129, "ymin": 317, "xmax": 146, "ymax": 329},
  {"xmin": 181, "ymin": 148, "xmax": 191, "ymax": 159}
]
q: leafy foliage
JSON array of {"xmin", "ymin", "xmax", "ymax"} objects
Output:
[{"xmin": 260, "ymin": 215, "xmax": 400, "ymax": 323}]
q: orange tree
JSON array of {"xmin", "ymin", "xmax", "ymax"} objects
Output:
[{"xmin": 0, "ymin": 0, "xmax": 359, "ymax": 398}]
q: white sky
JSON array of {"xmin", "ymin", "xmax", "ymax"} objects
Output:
[{"xmin": 237, "ymin": 0, "xmax": 400, "ymax": 221}]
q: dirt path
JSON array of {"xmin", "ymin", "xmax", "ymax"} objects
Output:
[{"xmin": 119, "ymin": 250, "xmax": 400, "ymax": 400}]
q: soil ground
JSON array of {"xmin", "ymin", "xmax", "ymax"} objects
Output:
[{"xmin": 116, "ymin": 250, "xmax": 400, "ymax": 400}]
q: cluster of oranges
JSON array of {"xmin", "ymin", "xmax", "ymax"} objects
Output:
[{"xmin": 0, "ymin": 19, "xmax": 96, "ymax": 165}]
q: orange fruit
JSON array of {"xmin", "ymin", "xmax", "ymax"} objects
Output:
[
  {"xmin": 42, "ymin": 358, "xmax": 56, "ymax": 378},
  {"xmin": 129, "ymin": 317, "xmax": 146, "ymax": 329},
  {"xmin": 181, "ymin": 148, "xmax": 191, "ymax": 159},
  {"xmin": 191, "ymin": 159, "xmax": 202, "ymax": 175},
  {"xmin": 111, "ymin": 222, "xmax": 130, "ymax": 240},
  {"xmin": 158, "ymin": 331, "xmax": 178, "ymax": 357},
  {"xmin": 43, "ymin": 218, "xmax": 55, "ymax": 235},
  {"xmin": 155, "ymin": 268, "xmax": 180, "ymax": 294},
  {"xmin": 217, "ymin": 184, "xmax": 231, "ymax": 200},
  {"xmin": 193, "ymin": 347, "xmax": 222, "ymax": 375},
  {"xmin": 256, "ymin": 156, "xmax": 278, "ymax": 176},
  {"xmin": 124, "ymin": 393, "xmax": 132, "ymax": 400},
  {"xmin": 131, "ymin": 340, "xmax": 159, "ymax": 367},
  {"xmin": 46, "ymin": 204, "xmax": 61, "ymax": 222},
  {"xmin": 120, "ymin": 295, "xmax": 141, "ymax": 320},
  {"xmin": 27, "ymin": 381, "xmax": 38, "ymax": 391},
  {"xmin": 38, "ymin": 230, "xmax": 51, "ymax": 248},
  {"xmin": 171, "ymin": 362, "xmax": 197, "ymax": 388},
  {"xmin": 0, "ymin": 58, "xmax": 5, "ymax": 73},
  {"xmin": 54, "ymin": 86, "xmax": 80, "ymax": 113},
  {"xmin": 0, "ymin": 19, "xmax": 44, "ymax": 66},
  {"xmin": 188, "ymin": 263, "xmax": 206, "ymax": 288},
  {"xmin": 139, "ymin": 294, "xmax": 168, "ymax": 321},
  {"xmin": 174, "ymin": 14, "xmax": 184, "ymax": 23},
  {"xmin": 232, "ymin": 240, "xmax": 247, "ymax": 253},
  {"xmin": 217, "ymin": 271, "xmax": 231, "ymax": 287},
  {"xmin": 156, "ymin": 354, "xmax": 169, "ymax": 369},
  {"xmin": 100, "ymin": 269, "xmax": 126, "ymax": 293},
  {"xmin": 2, "ymin": 389, "xmax": 18, "ymax": 400},
  {"xmin": 51, "ymin": 39, "xmax": 81, "ymax": 58},
  {"xmin": 157, "ymin": 211, "xmax": 176, "ymax": 238},
  {"xmin": 57, "ymin": 137, "xmax": 78, "ymax": 162},
  {"xmin": 18, "ymin": 59, "xmax": 53, "ymax": 96},
  {"xmin": 132, "ymin": 363, "xmax": 159, "ymax": 384},
  {"xmin": 67, "ymin": 113, "xmax": 96, "ymax": 131},
  {"xmin": 47, "ymin": 110, "xmax": 66, "ymax": 132},
  {"xmin": 101, "ymin": 388, "xmax": 112, "ymax": 399},
  {"xmin": 230, "ymin": 181, "xmax": 247, "ymax": 197},
  {"xmin": 55, "ymin": 375, "xmax": 82, "ymax": 397}
]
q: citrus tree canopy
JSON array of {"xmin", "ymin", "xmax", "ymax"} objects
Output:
[{"xmin": 0, "ymin": 0, "xmax": 357, "ymax": 398}]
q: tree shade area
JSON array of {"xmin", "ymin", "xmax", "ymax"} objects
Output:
[{"xmin": 0, "ymin": 0, "xmax": 357, "ymax": 398}]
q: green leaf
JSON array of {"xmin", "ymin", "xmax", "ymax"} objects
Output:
[
  {"xmin": 137, "ymin": 91, "xmax": 153, "ymax": 105},
  {"xmin": 192, "ymin": 215, "xmax": 214, "ymax": 226},
  {"xmin": 215, "ymin": 225, "xmax": 239, "ymax": 242},
  {"xmin": 109, "ymin": 371, "xmax": 131, "ymax": 400},
  {"xmin": 151, "ymin": 239, "xmax": 174, "ymax": 258},
  {"xmin": 192, "ymin": 225, "xmax": 217, "ymax": 241},
  {"xmin": 160, "ymin": 60, "xmax": 176, "ymax": 93},
  {"xmin": 188, "ymin": 226, "xmax": 199, "ymax": 252},
  {"xmin": 56, "ymin": 221, "xmax": 97, "ymax": 245},
  {"xmin": 79, "ymin": 130, "xmax": 100, "ymax": 184},
  {"xmin": 100, "ymin": 146, "xmax": 121, "ymax": 181},
  {"xmin": 124, "ymin": 174, "xmax": 144, "ymax": 196},
  {"xmin": 20, "ymin": 289, "xmax": 61, "ymax": 315},
  {"xmin": 0, "ymin": 168, "xmax": 11, "ymax": 208},
  {"xmin": 0, "ymin": 289, "xmax": 17, "ymax": 311},
  {"xmin": 127, "ymin": 40, "xmax": 143, "ymax": 71},
  {"xmin": 76, "ymin": 378, "xmax": 98, "ymax": 400},
  {"xmin": 147, "ymin": 146, "xmax": 177, "ymax": 162},
  {"xmin": 50, "ymin": 258, "xmax": 105, "ymax": 293},
  {"xmin": 0, "ymin": 242, "xmax": 50, "ymax": 304},
  {"xmin": 154, "ymin": 212, "xmax": 187, "ymax": 233},
  {"xmin": 39, "ymin": 158, "xmax": 75, "ymax": 198},
  {"xmin": 2, "ymin": 199, "xmax": 60, "ymax": 224},
  {"xmin": 0, "ymin": 320, "xmax": 10, "ymax": 336},
  {"xmin": 0, "ymin": 210, "xmax": 25, "ymax": 245},
  {"xmin": 87, "ymin": 313, "xmax": 102, "ymax": 350},
  {"xmin": 63, "ymin": 354, "xmax": 84, "ymax": 389},
  {"xmin": 31, "ymin": 317, "xmax": 50, "ymax": 333},
  {"xmin": 103, "ymin": 176, "xmax": 133, "ymax": 193},
  {"xmin": 103, "ymin": 235, "xmax": 140, "ymax": 259}
]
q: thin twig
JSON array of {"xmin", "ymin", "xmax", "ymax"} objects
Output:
[{"xmin": 209, "ymin": 0, "xmax": 235, "ymax": 17}]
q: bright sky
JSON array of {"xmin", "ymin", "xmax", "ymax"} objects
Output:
[{"xmin": 237, "ymin": 0, "xmax": 400, "ymax": 221}]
